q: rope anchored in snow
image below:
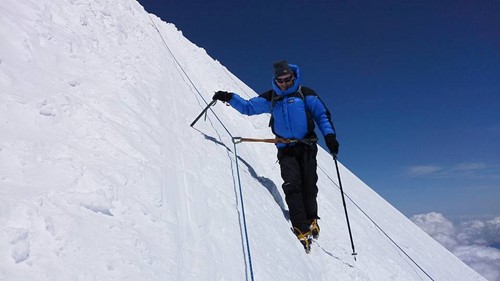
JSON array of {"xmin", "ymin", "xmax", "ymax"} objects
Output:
[
  {"xmin": 147, "ymin": 15, "xmax": 253, "ymax": 280},
  {"xmin": 232, "ymin": 137, "xmax": 255, "ymax": 281}
]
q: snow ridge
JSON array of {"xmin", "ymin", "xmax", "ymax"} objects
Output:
[{"xmin": 0, "ymin": 0, "xmax": 486, "ymax": 280}]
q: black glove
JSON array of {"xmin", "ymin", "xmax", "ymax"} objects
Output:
[
  {"xmin": 213, "ymin": 91, "xmax": 233, "ymax": 102},
  {"xmin": 325, "ymin": 134, "xmax": 339, "ymax": 156}
]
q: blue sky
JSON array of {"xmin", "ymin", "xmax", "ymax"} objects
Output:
[{"xmin": 137, "ymin": 0, "xmax": 500, "ymax": 220}]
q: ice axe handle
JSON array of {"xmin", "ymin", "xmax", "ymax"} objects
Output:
[{"xmin": 190, "ymin": 100, "xmax": 217, "ymax": 127}]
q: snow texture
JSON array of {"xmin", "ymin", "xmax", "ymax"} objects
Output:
[{"xmin": 0, "ymin": 0, "xmax": 487, "ymax": 280}]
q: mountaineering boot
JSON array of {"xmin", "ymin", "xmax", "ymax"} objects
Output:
[
  {"xmin": 310, "ymin": 219, "xmax": 320, "ymax": 239},
  {"xmin": 293, "ymin": 227, "xmax": 312, "ymax": 253}
]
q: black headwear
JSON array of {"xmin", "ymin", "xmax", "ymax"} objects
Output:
[{"xmin": 273, "ymin": 60, "xmax": 293, "ymax": 77}]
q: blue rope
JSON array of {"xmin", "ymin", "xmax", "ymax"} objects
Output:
[
  {"xmin": 147, "ymin": 15, "xmax": 254, "ymax": 280},
  {"xmin": 233, "ymin": 138, "xmax": 255, "ymax": 281}
]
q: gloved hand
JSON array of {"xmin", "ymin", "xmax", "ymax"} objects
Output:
[
  {"xmin": 212, "ymin": 91, "xmax": 233, "ymax": 102},
  {"xmin": 325, "ymin": 134, "xmax": 339, "ymax": 156}
]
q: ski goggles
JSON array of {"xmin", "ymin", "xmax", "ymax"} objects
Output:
[{"xmin": 275, "ymin": 75, "xmax": 294, "ymax": 84}]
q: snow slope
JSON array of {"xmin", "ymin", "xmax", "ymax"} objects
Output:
[{"xmin": 0, "ymin": 0, "xmax": 487, "ymax": 280}]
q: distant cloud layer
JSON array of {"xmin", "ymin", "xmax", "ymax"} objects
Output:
[
  {"xmin": 411, "ymin": 212, "xmax": 500, "ymax": 281},
  {"xmin": 406, "ymin": 162, "xmax": 499, "ymax": 179},
  {"xmin": 407, "ymin": 165, "xmax": 443, "ymax": 176}
]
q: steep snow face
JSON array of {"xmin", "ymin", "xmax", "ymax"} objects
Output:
[{"xmin": 0, "ymin": 0, "xmax": 486, "ymax": 280}]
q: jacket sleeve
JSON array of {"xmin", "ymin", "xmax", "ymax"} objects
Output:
[
  {"xmin": 305, "ymin": 95, "xmax": 336, "ymax": 136},
  {"xmin": 228, "ymin": 93, "xmax": 272, "ymax": 116}
]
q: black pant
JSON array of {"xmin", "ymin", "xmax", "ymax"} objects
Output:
[{"xmin": 277, "ymin": 143, "xmax": 319, "ymax": 233}]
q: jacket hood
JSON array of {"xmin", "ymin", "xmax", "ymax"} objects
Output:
[{"xmin": 272, "ymin": 64, "xmax": 301, "ymax": 96}]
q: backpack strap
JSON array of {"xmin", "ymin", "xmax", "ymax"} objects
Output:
[{"xmin": 297, "ymin": 85, "xmax": 305, "ymax": 101}]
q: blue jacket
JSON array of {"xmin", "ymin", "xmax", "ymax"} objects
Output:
[{"xmin": 228, "ymin": 64, "xmax": 335, "ymax": 147}]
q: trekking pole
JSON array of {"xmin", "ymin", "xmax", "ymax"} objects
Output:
[
  {"xmin": 333, "ymin": 155, "xmax": 358, "ymax": 260},
  {"xmin": 190, "ymin": 100, "xmax": 217, "ymax": 127}
]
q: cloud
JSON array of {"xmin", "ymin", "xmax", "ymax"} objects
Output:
[
  {"xmin": 457, "ymin": 217, "xmax": 500, "ymax": 246},
  {"xmin": 406, "ymin": 162, "xmax": 495, "ymax": 178},
  {"xmin": 406, "ymin": 165, "xmax": 443, "ymax": 176},
  {"xmin": 453, "ymin": 163, "xmax": 488, "ymax": 172},
  {"xmin": 411, "ymin": 212, "xmax": 500, "ymax": 281}
]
